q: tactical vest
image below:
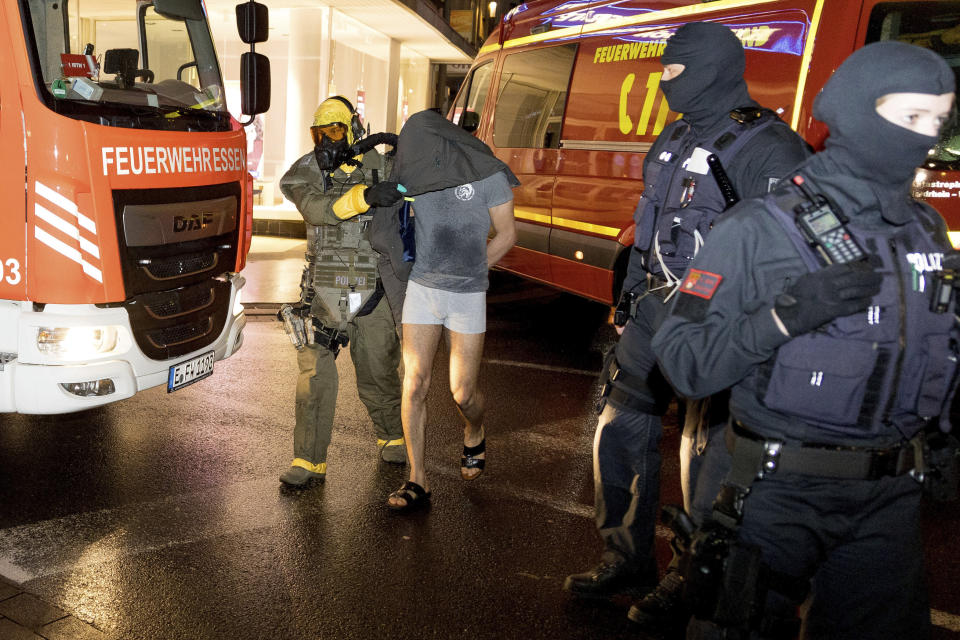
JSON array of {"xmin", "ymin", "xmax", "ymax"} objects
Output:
[
  {"xmin": 754, "ymin": 181, "xmax": 959, "ymax": 442},
  {"xmin": 634, "ymin": 109, "xmax": 782, "ymax": 280},
  {"xmin": 305, "ymin": 150, "xmax": 389, "ymax": 330}
]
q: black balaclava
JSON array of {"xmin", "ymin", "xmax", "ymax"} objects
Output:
[
  {"xmin": 659, "ymin": 22, "xmax": 753, "ymax": 131},
  {"xmin": 394, "ymin": 110, "xmax": 519, "ymax": 195},
  {"xmin": 812, "ymin": 41, "xmax": 955, "ymax": 187}
]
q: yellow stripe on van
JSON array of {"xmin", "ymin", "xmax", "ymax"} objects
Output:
[
  {"xmin": 791, "ymin": 0, "xmax": 825, "ymax": 130},
  {"xmin": 502, "ymin": 0, "xmax": 779, "ymax": 50},
  {"xmin": 504, "ymin": 26, "xmax": 581, "ymax": 49},
  {"xmin": 514, "ymin": 209, "xmax": 551, "ymax": 225},
  {"xmin": 479, "ymin": 43, "xmax": 501, "ymax": 55},
  {"xmin": 553, "ymin": 217, "xmax": 621, "ymax": 237},
  {"xmin": 515, "ymin": 208, "xmax": 621, "ymax": 237}
]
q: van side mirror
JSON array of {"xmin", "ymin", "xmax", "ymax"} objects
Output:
[
  {"xmin": 241, "ymin": 52, "xmax": 270, "ymax": 116},
  {"xmin": 236, "ymin": 1, "xmax": 268, "ymax": 44},
  {"xmin": 460, "ymin": 111, "xmax": 480, "ymax": 133}
]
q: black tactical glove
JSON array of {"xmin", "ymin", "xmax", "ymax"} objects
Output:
[
  {"xmin": 364, "ymin": 181, "xmax": 403, "ymax": 207},
  {"xmin": 774, "ymin": 261, "xmax": 883, "ymax": 337}
]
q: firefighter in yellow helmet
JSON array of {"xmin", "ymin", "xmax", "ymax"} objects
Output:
[{"xmin": 277, "ymin": 96, "xmax": 406, "ymax": 488}]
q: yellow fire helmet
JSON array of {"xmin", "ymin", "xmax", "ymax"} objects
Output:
[{"xmin": 312, "ymin": 97, "xmax": 356, "ymax": 146}]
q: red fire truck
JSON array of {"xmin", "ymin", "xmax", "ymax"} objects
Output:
[
  {"xmin": 0, "ymin": 0, "xmax": 269, "ymax": 413},
  {"xmin": 451, "ymin": 0, "xmax": 960, "ymax": 304}
]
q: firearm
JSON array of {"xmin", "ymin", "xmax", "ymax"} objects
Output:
[
  {"xmin": 706, "ymin": 153, "xmax": 740, "ymax": 210},
  {"xmin": 278, "ymin": 303, "xmax": 309, "ymax": 351},
  {"xmin": 664, "ymin": 503, "xmax": 770, "ymax": 631},
  {"xmin": 661, "ymin": 504, "xmax": 696, "ymax": 553}
]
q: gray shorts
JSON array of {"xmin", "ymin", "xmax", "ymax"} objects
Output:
[{"xmin": 402, "ymin": 280, "xmax": 486, "ymax": 334}]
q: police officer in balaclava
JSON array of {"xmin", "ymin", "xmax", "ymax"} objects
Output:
[
  {"xmin": 277, "ymin": 96, "xmax": 407, "ymax": 490},
  {"xmin": 563, "ymin": 22, "xmax": 809, "ymax": 635},
  {"xmin": 652, "ymin": 41, "xmax": 956, "ymax": 638}
]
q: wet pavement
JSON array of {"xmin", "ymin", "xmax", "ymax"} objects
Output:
[{"xmin": 0, "ymin": 239, "xmax": 958, "ymax": 639}]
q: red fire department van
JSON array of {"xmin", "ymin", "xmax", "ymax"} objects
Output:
[
  {"xmin": 451, "ymin": 0, "xmax": 960, "ymax": 304},
  {"xmin": 0, "ymin": 0, "xmax": 269, "ymax": 413}
]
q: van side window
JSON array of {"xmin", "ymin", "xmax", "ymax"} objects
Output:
[
  {"xmin": 866, "ymin": 2, "xmax": 960, "ymax": 169},
  {"xmin": 452, "ymin": 62, "xmax": 494, "ymax": 127},
  {"xmin": 494, "ymin": 44, "xmax": 577, "ymax": 149}
]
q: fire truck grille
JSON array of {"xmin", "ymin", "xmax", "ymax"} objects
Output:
[
  {"xmin": 141, "ymin": 253, "xmax": 219, "ymax": 281},
  {"xmin": 122, "ymin": 279, "xmax": 232, "ymax": 360},
  {"xmin": 141, "ymin": 285, "xmax": 215, "ymax": 320},
  {"xmin": 109, "ymin": 183, "xmax": 240, "ymax": 360},
  {"xmin": 112, "ymin": 183, "xmax": 240, "ymax": 296},
  {"xmin": 145, "ymin": 318, "xmax": 213, "ymax": 349}
]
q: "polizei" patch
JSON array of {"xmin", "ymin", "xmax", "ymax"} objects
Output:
[{"xmin": 679, "ymin": 268, "xmax": 722, "ymax": 299}]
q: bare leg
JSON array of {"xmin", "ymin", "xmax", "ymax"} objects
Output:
[
  {"xmin": 447, "ymin": 329, "xmax": 485, "ymax": 478},
  {"xmin": 388, "ymin": 322, "xmax": 442, "ymax": 508}
]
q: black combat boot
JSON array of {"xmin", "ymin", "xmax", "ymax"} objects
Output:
[
  {"xmin": 563, "ymin": 558, "xmax": 653, "ymax": 599},
  {"xmin": 627, "ymin": 568, "xmax": 690, "ymax": 637}
]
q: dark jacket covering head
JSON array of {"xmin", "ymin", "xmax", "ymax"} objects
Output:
[
  {"xmin": 394, "ymin": 109, "xmax": 520, "ymax": 195},
  {"xmin": 659, "ymin": 21, "xmax": 752, "ymax": 131},
  {"xmin": 813, "ymin": 41, "xmax": 955, "ymax": 186}
]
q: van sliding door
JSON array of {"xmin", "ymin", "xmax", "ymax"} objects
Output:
[
  {"xmin": 556, "ymin": 17, "xmax": 674, "ymax": 304},
  {"xmin": 488, "ymin": 44, "xmax": 577, "ymax": 287}
]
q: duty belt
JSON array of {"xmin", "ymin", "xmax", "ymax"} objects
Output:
[{"xmin": 730, "ymin": 422, "xmax": 918, "ymax": 481}]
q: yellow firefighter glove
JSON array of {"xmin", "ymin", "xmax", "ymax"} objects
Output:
[{"xmin": 332, "ymin": 184, "xmax": 371, "ymax": 220}]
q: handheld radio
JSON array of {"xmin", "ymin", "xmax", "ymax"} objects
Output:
[{"xmin": 790, "ymin": 175, "xmax": 865, "ymax": 265}]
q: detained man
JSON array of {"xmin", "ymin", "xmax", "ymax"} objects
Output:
[{"xmin": 384, "ymin": 110, "xmax": 519, "ymax": 512}]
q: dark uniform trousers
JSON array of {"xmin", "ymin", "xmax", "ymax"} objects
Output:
[
  {"xmin": 595, "ymin": 284, "xmax": 672, "ymax": 572},
  {"xmin": 294, "ymin": 296, "xmax": 403, "ymax": 465},
  {"xmin": 597, "ymin": 282, "xmax": 735, "ymax": 568},
  {"xmin": 687, "ymin": 464, "xmax": 930, "ymax": 640}
]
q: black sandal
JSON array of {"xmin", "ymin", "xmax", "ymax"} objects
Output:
[
  {"xmin": 387, "ymin": 480, "xmax": 431, "ymax": 512},
  {"xmin": 460, "ymin": 438, "xmax": 486, "ymax": 480}
]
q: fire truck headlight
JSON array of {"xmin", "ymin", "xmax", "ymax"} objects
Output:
[{"xmin": 37, "ymin": 326, "xmax": 121, "ymax": 360}]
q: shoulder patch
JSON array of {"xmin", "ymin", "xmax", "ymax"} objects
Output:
[{"xmin": 679, "ymin": 268, "xmax": 722, "ymax": 299}]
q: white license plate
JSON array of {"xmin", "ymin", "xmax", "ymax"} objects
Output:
[{"xmin": 167, "ymin": 351, "xmax": 215, "ymax": 392}]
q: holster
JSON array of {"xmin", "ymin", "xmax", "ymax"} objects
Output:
[
  {"xmin": 313, "ymin": 322, "xmax": 349, "ymax": 357},
  {"xmin": 596, "ymin": 346, "xmax": 618, "ymax": 413},
  {"xmin": 613, "ymin": 290, "xmax": 639, "ymax": 327},
  {"xmin": 596, "ymin": 351, "xmax": 668, "ymax": 416},
  {"xmin": 919, "ymin": 430, "xmax": 960, "ymax": 502}
]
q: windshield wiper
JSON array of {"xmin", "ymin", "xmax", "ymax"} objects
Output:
[{"xmin": 158, "ymin": 105, "xmax": 223, "ymax": 119}]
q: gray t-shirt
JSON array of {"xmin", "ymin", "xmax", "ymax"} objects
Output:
[{"xmin": 409, "ymin": 171, "xmax": 514, "ymax": 293}]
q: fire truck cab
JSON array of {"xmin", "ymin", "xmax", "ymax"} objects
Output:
[{"xmin": 0, "ymin": 0, "xmax": 269, "ymax": 413}]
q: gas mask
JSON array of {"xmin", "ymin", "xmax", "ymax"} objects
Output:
[{"xmin": 311, "ymin": 122, "xmax": 351, "ymax": 171}]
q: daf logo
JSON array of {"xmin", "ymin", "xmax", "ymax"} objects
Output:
[{"xmin": 173, "ymin": 212, "xmax": 214, "ymax": 232}]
